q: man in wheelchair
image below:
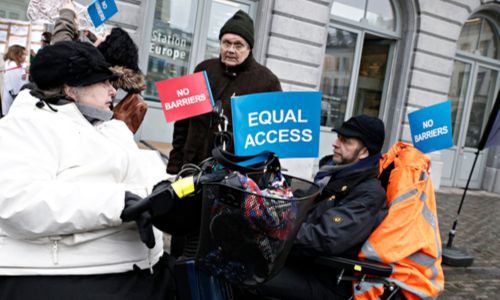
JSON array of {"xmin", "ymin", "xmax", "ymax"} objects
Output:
[
  {"xmin": 244, "ymin": 115, "xmax": 388, "ymax": 299},
  {"xmin": 247, "ymin": 115, "xmax": 444, "ymax": 300}
]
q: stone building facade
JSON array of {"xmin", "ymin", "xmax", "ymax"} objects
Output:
[{"xmin": 1, "ymin": 0, "xmax": 500, "ymax": 192}]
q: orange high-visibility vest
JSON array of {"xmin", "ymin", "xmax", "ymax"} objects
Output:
[{"xmin": 354, "ymin": 142, "xmax": 444, "ymax": 300}]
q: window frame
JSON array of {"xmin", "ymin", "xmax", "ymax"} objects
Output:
[
  {"xmin": 320, "ymin": 0, "xmax": 401, "ymax": 130},
  {"xmin": 456, "ymin": 14, "xmax": 500, "ymax": 62}
]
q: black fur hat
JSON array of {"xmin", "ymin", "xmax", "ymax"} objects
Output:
[
  {"xmin": 31, "ymin": 41, "xmax": 117, "ymax": 90},
  {"xmin": 98, "ymin": 27, "xmax": 145, "ymax": 93},
  {"xmin": 98, "ymin": 27, "xmax": 139, "ymax": 71}
]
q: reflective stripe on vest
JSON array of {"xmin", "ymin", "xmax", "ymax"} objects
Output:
[
  {"xmin": 390, "ymin": 188, "xmax": 418, "ymax": 207},
  {"xmin": 390, "ymin": 279, "xmax": 438, "ymax": 300},
  {"xmin": 360, "ymin": 240, "xmax": 381, "ymax": 262},
  {"xmin": 407, "ymin": 253, "xmax": 442, "ymax": 291}
]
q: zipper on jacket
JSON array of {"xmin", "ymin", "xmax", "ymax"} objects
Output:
[
  {"xmin": 148, "ymin": 249, "xmax": 153, "ymax": 274},
  {"xmin": 49, "ymin": 236, "xmax": 62, "ymax": 265}
]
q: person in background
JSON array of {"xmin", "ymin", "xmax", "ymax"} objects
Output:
[
  {"xmin": 165, "ymin": 9, "xmax": 282, "ymax": 257},
  {"xmin": 97, "ymin": 27, "xmax": 149, "ymax": 134},
  {"xmin": 167, "ymin": 10, "xmax": 282, "ymax": 175},
  {"xmin": 51, "ymin": 0, "xmax": 79, "ymax": 44},
  {"xmin": 41, "ymin": 31, "xmax": 52, "ymax": 48},
  {"xmin": 0, "ymin": 52, "xmax": 4, "ymax": 116},
  {"xmin": 45, "ymin": 0, "xmax": 147, "ymax": 134},
  {"xmin": 29, "ymin": 31, "xmax": 52, "ymax": 64},
  {"xmin": 0, "ymin": 41, "xmax": 175, "ymax": 300},
  {"xmin": 2, "ymin": 45, "xmax": 28, "ymax": 116}
]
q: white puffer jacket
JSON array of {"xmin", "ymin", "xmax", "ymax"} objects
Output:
[{"xmin": 0, "ymin": 90, "xmax": 166, "ymax": 275}]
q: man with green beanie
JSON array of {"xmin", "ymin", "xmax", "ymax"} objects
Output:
[
  {"xmin": 166, "ymin": 10, "xmax": 282, "ymax": 257},
  {"xmin": 168, "ymin": 10, "xmax": 282, "ymax": 175}
]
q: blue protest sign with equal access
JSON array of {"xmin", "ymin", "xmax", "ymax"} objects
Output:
[
  {"xmin": 87, "ymin": 0, "xmax": 118, "ymax": 28},
  {"xmin": 408, "ymin": 100, "xmax": 453, "ymax": 153},
  {"xmin": 231, "ymin": 91, "xmax": 321, "ymax": 158}
]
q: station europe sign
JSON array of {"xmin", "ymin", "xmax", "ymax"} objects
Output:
[
  {"xmin": 150, "ymin": 30, "xmax": 188, "ymax": 61},
  {"xmin": 408, "ymin": 100, "xmax": 453, "ymax": 153},
  {"xmin": 231, "ymin": 91, "xmax": 321, "ymax": 158}
]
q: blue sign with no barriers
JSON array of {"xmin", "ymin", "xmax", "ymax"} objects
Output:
[
  {"xmin": 408, "ymin": 100, "xmax": 453, "ymax": 153},
  {"xmin": 231, "ymin": 91, "xmax": 321, "ymax": 158},
  {"xmin": 87, "ymin": 0, "xmax": 118, "ymax": 28}
]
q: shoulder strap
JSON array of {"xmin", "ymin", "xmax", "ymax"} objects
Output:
[{"xmin": 211, "ymin": 146, "xmax": 280, "ymax": 174}]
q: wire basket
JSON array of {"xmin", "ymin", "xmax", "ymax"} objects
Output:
[{"xmin": 196, "ymin": 172, "xmax": 319, "ymax": 286}]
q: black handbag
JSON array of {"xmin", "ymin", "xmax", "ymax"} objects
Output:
[{"xmin": 151, "ymin": 146, "xmax": 281, "ymax": 236}]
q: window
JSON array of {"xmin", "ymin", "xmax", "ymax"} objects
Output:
[
  {"xmin": 320, "ymin": 0, "xmax": 399, "ymax": 129},
  {"xmin": 204, "ymin": 0, "xmax": 252, "ymax": 60},
  {"xmin": 457, "ymin": 17, "xmax": 499, "ymax": 59},
  {"xmin": 144, "ymin": 0, "xmax": 256, "ymax": 101},
  {"xmin": 448, "ymin": 60, "xmax": 471, "ymax": 145},
  {"xmin": 145, "ymin": 0, "xmax": 197, "ymax": 98},
  {"xmin": 331, "ymin": 0, "xmax": 396, "ymax": 32},
  {"xmin": 9, "ymin": 12, "xmax": 20, "ymax": 20},
  {"xmin": 320, "ymin": 28, "xmax": 357, "ymax": 128}
]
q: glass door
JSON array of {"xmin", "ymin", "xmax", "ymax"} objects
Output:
[
  {"xmin": 443, "ymin": 59, "xmax": 500, "ymax": 187},
  {"xmin": 441, "ymin": 60, "xmax": 472, "ymax": 185},
  {"xmin": 145, "ymin": 0, "xmax": 198, "ymax": 99},
  {"xmin": 454, "ymin": 65, "xmax": 499, "ymax": 187},
  {"xmin": 353, "ymin": 34, "xmax": 393, "ymax": 117},
  {"xmin": 320, "ymin": 26, "xmax": 361, "ymax": 130}
]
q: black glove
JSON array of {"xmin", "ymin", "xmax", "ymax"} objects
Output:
[
  {"xmin": 149, "ymin": 180, "xmax": 176, "ymax": 217},
  {"xmin": 120, "ymin": 191, "xmax": 156, "ymax": 249},
  {"xmin": 120, "ymin": 181, "xmax": 176, "ymax": 222}
]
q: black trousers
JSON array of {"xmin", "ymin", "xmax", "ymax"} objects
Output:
[
  {"xmin": 237, "ymin": 261, "xmax": 353, "ymax": 300},
  {"xmin": 0, "ymin": 254, "xmax": 176, "ymax": 300}
]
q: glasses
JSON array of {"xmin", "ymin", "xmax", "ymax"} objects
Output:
[{"xmin": 220, "ymin": 40, "xmax": 248, "ymax": 51}]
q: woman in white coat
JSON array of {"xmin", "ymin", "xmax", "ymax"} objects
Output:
[
  {"xmin": 1, "ymin": 44, "xmax": 28, "ymax": 116},
  {"xmin": 0, "ymin": 41, "xmax": 175, "ymax": 299}
]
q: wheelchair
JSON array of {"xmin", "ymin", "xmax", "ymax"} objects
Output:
[
  {"xmin": 172, "ymin": 142, "xmax": 321, "ymax": 299},
  {"xmin": 168, "ymin": 142, "xmax": 443, "ymax": 300},
  {"xmin": 145, "ymin": 106, "xmax": 441, "ymax": 300}
]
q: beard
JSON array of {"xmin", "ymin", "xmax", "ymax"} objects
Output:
[{"xmin": 333, "ymin": 145, "xmax": 365, "ymax": 165}]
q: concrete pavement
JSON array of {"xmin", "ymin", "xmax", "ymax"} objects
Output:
[{"xmin": 436, "ymin": 188, "xmax": 500, "ymax": 299}]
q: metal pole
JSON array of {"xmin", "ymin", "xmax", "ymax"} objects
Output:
[
  {"xmin": 139, "ymin": 140, "xmax": 169, "ymax": 161},
  {"xmin": 446, "ymin": 149, "xmax": 480, "ymax": 248}
]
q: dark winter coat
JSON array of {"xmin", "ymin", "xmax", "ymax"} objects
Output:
[
  {"xmin": 293, "ymin": 154, "xmax": 387, "ymax": 259},
  {"xmin": 167, "ymin": 55, "xmax": 282, "ymax": 174}
]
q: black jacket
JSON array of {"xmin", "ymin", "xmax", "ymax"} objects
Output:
[
  {"xmin": 293, "ymin": 155, "xmax": 387, "ymax": 258},
  {"xmin": 167, "ymin": 55, "xmax": 282, "ymax": 174}
]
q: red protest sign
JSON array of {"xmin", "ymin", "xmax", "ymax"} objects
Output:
[{"xmin": 155, "ymin": 71, "xmax": 214, "ymax": 123}]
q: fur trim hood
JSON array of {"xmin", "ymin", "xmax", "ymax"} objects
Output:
[{"xmin": 110, "ymin": 65, "xmax": 145, "ymax": 93}]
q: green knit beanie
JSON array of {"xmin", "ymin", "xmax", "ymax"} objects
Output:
[{"xmin": 218, "ymin": 10, "xmax": 254, "ymax": 49}]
